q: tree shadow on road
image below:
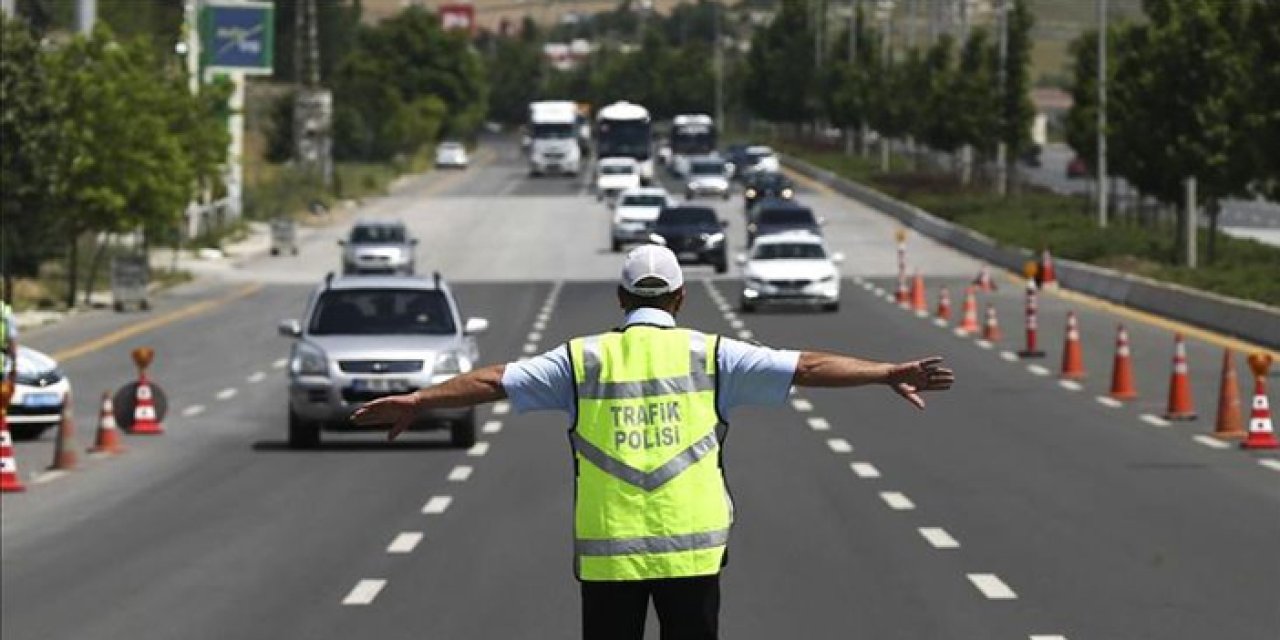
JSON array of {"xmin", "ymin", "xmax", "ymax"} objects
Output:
[{"xmin": 251, "ymin": 439, "xmax": 459, "ymax": 452}]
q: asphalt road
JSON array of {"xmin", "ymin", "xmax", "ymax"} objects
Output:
[{"xmin": 3, "ymin": 139, "xmax": 1278, "ymax": 639}]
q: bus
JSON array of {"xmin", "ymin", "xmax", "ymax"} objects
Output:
[
  {"xmin": 595, "ymin": 101, "xmax": 654, "ymax": 184},
  {"xmin": 670, "ymin": 114, "xmax": 717, "ymax": 176}
]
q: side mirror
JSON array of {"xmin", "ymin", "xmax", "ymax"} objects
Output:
[
  {"xmin": 831, "ymin": 252, "xmax": 846, "ymax": 264},
  {"xmin": 818, "ymin": 217, "xmax": 828, "ymax": 226},
  {"xmin": 278, "ymin": 319, "xmax": 302, "ymax": 338},
  {"xmin": 521, "ymin": 135, "xmax": 532, "ymax": 147},
  {"xmin": 735, "ymin": 253, "xmax": 748, "ymax": 266},
  {"xmin": 464, "ymin": 317, "xmax": 490, "ymax": 336}
]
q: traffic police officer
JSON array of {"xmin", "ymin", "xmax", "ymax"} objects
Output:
[
  {"xmin": 353, "ymin": 245, "xmax": 955, "ymax": 639},
  {"xmin": 1, "ymin": 299, "xmax": 16, "ymax": 382}
]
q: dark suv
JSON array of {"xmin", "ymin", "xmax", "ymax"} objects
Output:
[
  {"xmin": 743, "ymin": 172, "xmax": 795, "ymax": 211},
  {"xmin": 747, "ymin": 199, "xmax": 823, "ymax": 245},
  {"xmin": 650, "ymin": 206, "xmax": 728, "ymax": 273}
]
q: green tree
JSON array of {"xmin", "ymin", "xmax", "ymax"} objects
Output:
[
  {"xmin": 486, "ymin": 35, "xmax": 544, "ymax": 124},
  {"xmin": 744, "ymin": 0, "xmax": 815, "ymax": 125},
  {"xmin": 1244, "ymin": 0, "xmax": 1280, "ymax": 200},
  {"xmin": 952, "ymin": 29, "xmax": 999, "ymax": 159},
  {"xmin": 999, "ymin": 0, "xmax": 1035, "ymax": 160}
]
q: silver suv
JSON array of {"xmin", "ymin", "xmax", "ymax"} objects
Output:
[
  {"xmin": 339, "ymin": 219, "xmax": 417, "ymax": 275},
  {"xmin": 278, "ymin": 273, "xmax": 489, "ymax": 449}
]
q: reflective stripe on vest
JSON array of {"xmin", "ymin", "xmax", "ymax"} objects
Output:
[{"xmin": 569, "ymin": 327, "xmax": 732, "ymax": 581}]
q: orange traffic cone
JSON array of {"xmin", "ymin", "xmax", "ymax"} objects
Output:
[
  {"xmin": 88, "ymin": 392, "xmax": 125, "ymax": 454},
  {"xmin": 910, "ymin": 270, "xmax": 927, "ymax": 313},
  {"xmin": 1, "ymin": 382, "xmax": 26, "ymax": 493},
  {"xmin": 47, "ymin": 390, "xmax": 77, "ymax": 471},
  {"xmin": 1060, "ymin": 312, "xmax": 1085, "ymax": 380},
  {"xmin": 982, "ymin": 304, "xmax": 1002, "ymax": 342},
  {"xmin": 1212, "ymin": 349, "xmax": 1245, "ymax": 440},
  {"xmin": 1037, "ymin": 247, "xmax": 1057, "ymax": 289},
  {"xmin": 1241, "ymin": 353, "xmax": 1278, "ymax": 450},
  {"xmin": 1163, "ymin": 333, "xmax": 1197, "ymax": 421},
  {"xmin": 935, "ymin": 287, "xmax": 952, "ymax": 321},
  {"xmin": 957, "ymin": 287, "xmax": 980, "ymax": 334},
  {"xmin": 130, "ymin": 373, "xmax": 164, "ymax": 435},
  {"xmin": 973, "ymin": 264, "xmax": 997, "ymax": 292},
  {"xmin": 1108, "ymin": 325, "xmax": 1138, "ymax": 401}
]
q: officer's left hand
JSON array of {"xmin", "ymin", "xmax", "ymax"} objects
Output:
[
  {"xmin": 351, "ymin": 393, "xmax": 420, "ymax": 440},
  {"xmin": 887, "ymin": 356, "xmax": 955, "ymax": 410}
]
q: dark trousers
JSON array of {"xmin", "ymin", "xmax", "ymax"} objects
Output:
[{"xmin": 580, "ymin": 575, "xmax": 720, "ymax": 640}]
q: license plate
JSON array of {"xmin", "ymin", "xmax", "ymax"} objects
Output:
[
  {"xmin": 678, "ymin": 251, "xmax": 699, "ymax": 261},
  {"xmin": 23, "ymin": 392, "xmax": 61, "ymax": 408},
  {"xmin": 351, "ymin": 378, "xmax": 408, "ymax": 393}
]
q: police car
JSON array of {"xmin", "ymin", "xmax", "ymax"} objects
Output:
[{"xmin": 8, "ymin": 346, "xmax": 72, "ymax": 439}]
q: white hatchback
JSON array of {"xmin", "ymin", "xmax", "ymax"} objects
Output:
[
  {"xmin": 738, "ymin": 232, "xmax": 844, "ymax": 312},
  {"xmin": 611, "ymin": 187, "xmax": 675, "ymax": 252}
]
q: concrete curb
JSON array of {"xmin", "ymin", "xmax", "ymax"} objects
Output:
[{"xmin": 783, "ymin": 154, "xmax": 1280, "ymax": 350}]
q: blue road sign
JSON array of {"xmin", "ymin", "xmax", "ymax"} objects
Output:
[{"xmin": 201, "ymin": 1, "xmax": 274, "ymax": 75}]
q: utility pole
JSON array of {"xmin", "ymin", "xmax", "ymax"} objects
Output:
[
  {"xmin": 1184, "ymin": 176, "xmax": 1197, "ymax": 268},
  {"xmin": 996, "ymin": 0, "xmax": 1008, "ymax": 196},
  {"xmin": 294, "ymin": 0, "xmax": 333, "ymax": 188},
  {"xmin": 75, "ymin": 0, "xmax": 95, "ymax": 34},
  {"xmin": 1096, "ymin": 0, "xmax": 1109, "ymax": 228},
  {"xmin": 879, "ymin": 0, "xmax": 893, "ymax": 172}
]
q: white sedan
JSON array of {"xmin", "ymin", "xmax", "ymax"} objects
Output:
[
  {"xmin": 611, "ymin": 187, "xmax": 675, "ymax": 252},
  {"xmin": 7, "ymin": 346, "xmax": 72, "ymax": 439},
  {"xmin": 738, "ymin": 232, "xmax": 844, "ymax": 313},
  {"xmin": 434, "ymin": 141, "xmax": 469, "ymax": 169},
  {"xmin": 595, "ymin": 157, "xmax": 641, "ymax": 202}
]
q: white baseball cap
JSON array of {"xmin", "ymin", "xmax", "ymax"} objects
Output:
[{"xmin": 620, "ymin": 245, "xmax": 684, "ymax": 297}]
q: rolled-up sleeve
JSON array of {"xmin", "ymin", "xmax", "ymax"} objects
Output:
[
  {"xmin": 716, "ymin": 337, "xmax": 800, "ymax": 416},
  {"xmin": 500, "ymin": 345, "xmax": 575, "ymax": 415}
]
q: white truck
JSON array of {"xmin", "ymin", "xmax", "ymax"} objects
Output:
[{"xmin": 528, "ymin": 100, "xmax": 583, "ymax": 177}]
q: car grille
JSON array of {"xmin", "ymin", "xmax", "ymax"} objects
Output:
[
  {"xmin": 338, "ymin": 360, "xmax": 424, "ymax": 374},
  {"xmin": 341, "ymin": 389, "xmax": 399, "ymax": 403},
  {"xmin": 768, "ymin": 279, "xmax": 811, "ymax": 288},
  {"xmin": 543, "ymin": 152, "xmax": 565, "ymax": 160},
  {"xmin": 356, "ymin": 255, "xmax": 391, "ymax": 264}
]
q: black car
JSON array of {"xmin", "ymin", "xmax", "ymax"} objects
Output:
[
  {"xmin": 743, "ymin": 172, "xmax": 795, "ymax": 210},
  {"xmin": 651, "ymin": 206, "xmax": 728, "ymax": 273},
  {"xmin": 723, "ymin": 143, "xmax": 750, "ymax": 180},
  {"xmin": 747, "ymin": 199, "xmax": 822, "ymax": 245}
]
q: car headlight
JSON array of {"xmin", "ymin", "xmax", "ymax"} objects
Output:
[
  {"xmin": 745, "ymin": 188, "xmax": 757, "ymax": 198},
  {"xmin": 702, "ymin": 232, "xmax": 725, "ymax": 245},
  {"xmin": 290, "ymin": 342, "xmax": 328, "ymax": 377},
  {"xmin": 434, "ymin": 351, "xmax": 469, "ymax": 375},
  {"xmin": 781, "ymin": 188, "xmax": 794, "ymax": 198}
]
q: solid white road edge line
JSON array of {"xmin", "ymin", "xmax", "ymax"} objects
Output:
[
  {"xmin": 826, "ymin": 438, "xmax": 852, "ymax": 453},
  {"xmin": 807, "ymin": 417, "xmax": 830, "ymax": 431},
  {"xmin": 791, "ymin": 399, "xmax": 813, "ymax": 412},
  {"xmin": 1192, "ymin": 435, "xmax": 1230, "ymax": 450},
  {"xmin": 387, "ymin": 532, "xmax": 423, "ymax": 554},
  {"xmin": 422, "ymin": 495, "xmax": 452, "ymax": 514},
  {"xmin": 850, "ymin": 462, "xmax": 880, "ymax": 478},
  {"xmin": 482, "ymin": 420, "xmax": 503, "ymax": 434},
  {"xmin": 182, "ymin": 405, "xmax": 205, "ymax": 417},
  {"xmin": 967, "ymin": 574, "xmax": 1018, "ymax": 600},
  {"xmin": 216, "ymin": 388, "xmax": 238, "ymax": 400},
  {"xmin": 1095, "ymin": 396, "xmax": 1123, "ymax": 408},
  {"xmin": 879, "ymin": 492, "xmax": 915, "ymax": 510},
  {"xmin": 342, "ymin": 579, "xmax": 386, "ymax": 605},
  {"xmin": 1029, "ymin": 636, "xmax": 1068, "ymax": 640},
  {"xmin": 1140, "ymin": 414, "xmax": 1171, "ymax": 427},
  {"xmin": 918, "ymin": 527, "xmax": 960, "ymax": 549},
  {"xmin": 467, "ymin": 442, "xmax": 490, "ymax": 457},
  {"xmin": 448, "ymin": 465, "xmax": 473, "ymax": 482}
]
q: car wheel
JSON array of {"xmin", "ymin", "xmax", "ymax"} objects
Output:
[
  {"xmin": 8, "ymin": 424, "xmax": 50, "ymax": 441},
  {"xmin": 714, "ymin": 261, "xmax": 727, "ymax": 274},
  {"xmin": 823, "ymin": 302, "xmax": 840, "ymax": 313},
  {"xmin": 288, "ymin": 408, "xmax": 320, "ymax": 449},
  {"xmin": 271, "ymin": 248, "xmax": 280, "ymax": 256},
  {"xmin": 450, "ymin": 410, "xmax": 477, "ymax": 448},
  {"xmin": 611, "ymin": 239, "xmax": 622, "ymax": 253}
]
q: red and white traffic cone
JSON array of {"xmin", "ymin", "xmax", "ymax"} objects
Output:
[
  {"xmin": 1060, "ymin": 312, "xmax": 1085, "ymax": 380},
  {"xmin": 982, "ymin": 303, "xmax": 1003, "ymax": 342},
  {"xmin": 88, "ymin": 391, "xmax": 125, "ymax": 454},
  {"xmin": 1, "ymin": 383, "xmax": 25, "ymax": 493},
  {"xmin": 1241, "ymin": 354, "xmax": 1278, "ymax": 450},
  {"xmin": 1108, "ymin": 325, "xmax": 1138, "ymax": 401},
  {"xmin": 935, "ymin": 287, "xmax": 952, "ymax": 322},
  {"xmin": 973, "ymin": 264, "xmax": 997, "ymax": 292},
  {"xmin": 130, "ymin": 373, "xmax": 164, "ymax": 435},
  {"xmin": 1212, "ymin": 349, "xmax": 1246, "ymax": 441},
  {"xmin": 1163, "ymin": 333, "xmax": 1197, "ymax": 421},
  {"xmin": 895, "ymin": 272, "xmax": 910, "ymax": 307},
  {"xmin": 1017, "ymin": 279, "xmax": 1045, "ymax": 358},
  {"xmin": 956, "ymin": 287, "xmax": 980, "ymax": 334}
]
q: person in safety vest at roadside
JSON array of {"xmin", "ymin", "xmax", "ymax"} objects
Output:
[
  {"xmin": 1, "ymin": 299, "xmax": 16, "ymax": 383},
  {"xmin": 352, "ymin": 245, "xmax": 955, "ymax": 640}
]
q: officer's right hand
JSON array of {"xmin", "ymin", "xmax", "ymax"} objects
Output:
[{"xmin": 351, "ymin": 393, "xmax": 420, "ymax": 440}]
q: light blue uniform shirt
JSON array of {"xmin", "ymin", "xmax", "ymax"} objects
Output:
[{"xmin": 501, "ymin": 308, "xmax": 800, "ymax": 419}]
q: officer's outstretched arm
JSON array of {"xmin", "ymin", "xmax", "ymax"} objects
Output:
[
  {"xmin": 351, "ymin": 364, "xmax": 508, "ymax": 439},
  {"xmin": 793, "ymin": 353, "xmax": 955, "ymax": 410}
]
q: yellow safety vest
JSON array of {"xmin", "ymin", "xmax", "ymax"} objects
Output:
[{"xmin": 568, "ymin": 326, "xmax": 732, "ymax": 581}]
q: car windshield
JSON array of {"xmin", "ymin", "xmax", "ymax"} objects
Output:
[
  {"xmin": 601, "ymin": 164, "xmax": 635, "ymax": 175},
  {"xmin": 658, "ymin": 208, "xmax": 717, "ymax": 226},
  {"xmin": 759, "ymin": 209, "xmax": 815, "ymax": 225},
  {"xmin": 753, "ymin": 243, "xmax": 826, "ymax": 260},
  {"xmin": 438, "ymin": 143, "xmax": 462, "ymax": 151},
  {"xmin": 350, "ymin": 225, "xmax": 406, "ymax": 244},
  {"xmin": 621, "ymin": 194, "xmax": 666, "ymax": 207},
  {"xmin": 691, "ymin": 161, "xmax": 724, "ymax": 175},
  {"xmin": 309, "ymin": 289, "xmax": 455, "ymax": 335},
  {"xmin": 531, "ymin": 123, "xmax": 575, "ymax": 139},
  {"xmin": 754, "ymin": 174, "xmax": 791, "ymax": 189},
  {"xmin": 747, "ymin": 148, "xmax": 774, "ymax": 162}
]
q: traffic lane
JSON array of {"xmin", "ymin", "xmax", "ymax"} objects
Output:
[
  {"xmin": 737, "ymin": 279, "xmax": 1280, "ymax": 638},
  {"xmin": 0, "ymin": 281, "xmax": 548, "ymax": 640}
]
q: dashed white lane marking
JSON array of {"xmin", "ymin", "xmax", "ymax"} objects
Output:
[
  {"xmin": 216, "ymin": 388, "xmax": 238, "ymax": 400},
  {"xmin": 975, "ymin": 339, "xmax": 993, "ymax": 349},
  {"xmin": 467, "ymin": 442, "xmax": 490, "ymax": 457},
  {"xmin": 1140, "ymin": 414, "xmax": 1170, "ymax": 427},
  {"xmin": 919, "ymin": 527, "xmax": 960, "ymax": 549},
  {"xmin": 873, "ymin": 287, "xmax": 885, "ymax": 296},
  {"xmin": 999, "ymin": 351, "xmax": 1019, "ymax": 362},
  {"xmin": 730, "ymin": 319, "xmax": 745, "ymax": 329},
  {"xmin": 523, "ymin": 343, "xmax": 539, "ymax": 354},
  {"xmin": 952, "ymin": 327, "xmax": 971, "ymax": 337},
  {"xmin": 248, "ymin": 371, "xmax": 266, "ymax": 384},
  {"xmin": 719, "ymin": 305, "xmax": 733, "ymax": 313},
  {"xmin": 1026, "ymin": 364, "xmax": 1051, "ymax": 377},
  {"xmin": 1059, "ymin": 380, "xmax": 1083, "ymax": 392},
  {"xmin": 422, "ymin": 495, "xmax": 452, "ymax": 514},
  {"xmin": 493, "ymin": 402, "xmax": 510, "ymax": 415},
  {"xmin": 342, "ymin": 579, "xmax": 386, "ymax": 605},
  {"xmin": 272, "ymin": 358, "xmax": 288, "ymax": 369},
  {"xmin": 1029, "ymin": 635, "xmax": 1068, "ymax": 640},
  {"xmin": 791, "ymin": 399, "xmax": 813, "ymax": 412},
  {"xmin": 387, "ymin": 532, "xmax": 423, "ymax": 554},
  {"xmin": 537, "ymin": 313, "xmax": 549, "ymax": 323},
  {"xmin": 32, "ymin": 470, "xmax": 68, "ymax": 485},
  {"xmin": 723, "ymin": 312, "xmax": 738, "ymax": 322},
  {"xmin": 1258, "ymin": 459, "xmax": 1280, "ymax": 472},
  {"xmin": 737, "ymin": 330, "xmax": 754, "ymax": 340},
  {"xmin": 482, "ymin": 420, "xmax": 503, "ymax": 434},
  {"xmin": 528, "ymin": 331, "xmax": 542, "ymax": 342},
  {"xmin": 1095, "ymin": 396, "xmax": 1123, "ymax": 408},
  {"xmin": 182, "ymin": 405, "xmax": 205, "ymax": 417},
  {"xmin": 517, "ymin": 356, "xmax": 529, "ymax": 363},
  {"xmin": 850, "ymin": 462, "xmax": 880, "ymax": 478},
  {"xmin": 853, "ymin": 276, "xmax": 864, "ymax": 284},
  {"xmin": 1192, "ymin": 435, "xmax": 1230, "ymax": 450},
  {"xmin": 826, "ymin": 438, "xmax": 853, "ymax": 453},
  {"xmin": 968, "ymin": 573, "xmax": 1018, "ymax": 600},
  {"xmin": 879, "ymin": 492, "xmax": 915, "ymax": 510},
  {"xmin": 933, "ymin": 318, "xmax": 949, "ymax": 328},
  {"xmin": 807, "ymin": 417, "xmax": 830, "ymax": 431},
  {"xmin": 533, "ymin": 321, "xmax": 546, "ymax": 331},
  {"xmin": 448, "ymin": 465, "xmax": 473, "ymax": 482},
  {"xmin": 914, "ymin": 310, "xmax": 929, "ymax": 319}
]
